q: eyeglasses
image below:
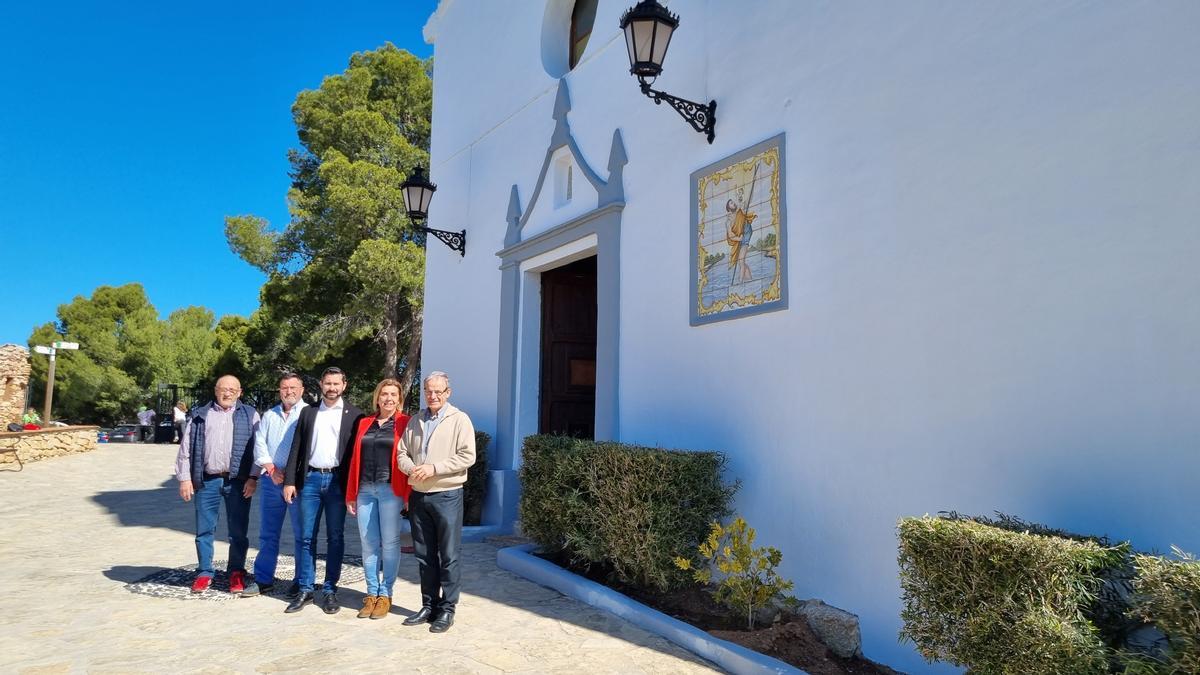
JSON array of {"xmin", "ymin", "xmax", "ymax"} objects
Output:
[
  {"xmin": 279, "ymin": 386, "xmax": 303, "ymax": 392},
  {"xmin": 424, "ymin": 388, "xmax": 448, "ymax": 398}
]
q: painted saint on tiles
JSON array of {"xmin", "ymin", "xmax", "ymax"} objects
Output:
[{"xmin": 690, "ymin": 134, "xmax": 787, "ymax": 325}]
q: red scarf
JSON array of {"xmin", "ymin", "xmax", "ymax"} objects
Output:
[{"xmin": 345, "ymin": 413, "xmax": 411, "ymax": 505}]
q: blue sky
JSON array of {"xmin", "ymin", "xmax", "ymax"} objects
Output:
[{"xmin": 0, "ymin": 0, "xmax": 437, "ymax": 345}]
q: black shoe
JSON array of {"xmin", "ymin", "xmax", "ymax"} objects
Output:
[
  {"xmin": 321, "ymin": 591, "xmax": 340, "ymax": 615},
  {"xmin": 284, "ymin": 581, "xmax": 301, "ymax": 600},
  {"xmin": 403, "ymin": 607, "xmax": 435, "ymax": 626},
  {"xmin": 284, "ymin": 592, "xmax": 314, "ymax": 613},
  {"xmin": 429, "ymin": 612, "xmax": 455, "ymax": 633}
]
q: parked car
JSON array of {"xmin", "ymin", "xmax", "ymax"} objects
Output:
[
  {"xmin": 106, "ymin": 425, "xmax": 140, "ymax": 443},
  {"xmin": 97, "ymin": 429, "xmax": 110, "ymax": 443}
]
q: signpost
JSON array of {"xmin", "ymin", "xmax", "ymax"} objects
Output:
[{"xmin": 33, "ymin": 341, "xmax": 80, "ymax": 423}]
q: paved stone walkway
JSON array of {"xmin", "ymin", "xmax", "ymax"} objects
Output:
[{"xmin": 0, "ymin": 442, "xmax": 720, "ymax": 674}]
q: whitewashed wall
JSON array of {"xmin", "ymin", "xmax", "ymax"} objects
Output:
[{"xmin": 422, "ymin": 1, "xmax": 1200, "ymax": 671}]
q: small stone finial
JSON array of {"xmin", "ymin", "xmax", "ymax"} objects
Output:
[
  {"xmin": 504, "ymin": 185, "xmax": 523, "ymax": 247},
  {"xmin": 607, "ymin": 129, "xmax": 628, "ymax": 174},
  {"xmin": 598, "ymin": 129, "xmax": 628, "ymax": 206},
  {"xmin": 552, "ymin": 80, "xmax": 572, "ymax": 123}
]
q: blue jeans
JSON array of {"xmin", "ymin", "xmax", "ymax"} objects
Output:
[
  {"xmin": 356, "ymin": 481, "xmax": 404, "ymax": 597},
  {"xmin": 194, "ymin": 475, "xmax": 252, "ymax": 578},
  {"xmin": 409, "ymin": 488, "xmax": 464, "ymax": 613},
  {"xmin": 253, "ymin": 476, "xmax": 303, "ymax": 585},
  {"xmin": 297, "ymin": 471, "xmax": 346, "ymax": 593}
]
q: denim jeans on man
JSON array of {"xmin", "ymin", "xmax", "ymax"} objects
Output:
[
  {"xmin": 253, "ymin": 476, "xmax": 303, "ymax": 585},
  {"xmin": 194, "ymin": 474, "xmax": 252, "ymax": 578},
  {"xmin": 297, "ymin": 470, "xmax": 346, "ymax": 593},
  {"xmin": 356, "ymin": 481, "xmax": 404, "ymax": 598},
  {"xmin": 409, "ymin": 487, "xmax": 464, "ymax": 614}
]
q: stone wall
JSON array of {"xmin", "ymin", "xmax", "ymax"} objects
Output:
[
  {"xmin": 0, "ymin": 344, "xmax": 32, "ymax": 426},
  {"xmin": 0, "ymin": 427, "xmax": 97, "ymax": 468}
]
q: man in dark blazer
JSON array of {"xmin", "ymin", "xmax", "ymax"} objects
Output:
[{"xmin": 282, "ymin": 366, "xmax": 364, "ymax": 614}]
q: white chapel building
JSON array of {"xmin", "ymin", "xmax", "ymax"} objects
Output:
[{"xmin": 416, "ymin": 1, "xmax": 1199, "ymax": 670}]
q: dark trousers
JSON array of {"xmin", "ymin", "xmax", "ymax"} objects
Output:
[{"xmin": 409, "ymin": 488, "xmax": 464, "ymax": 614}]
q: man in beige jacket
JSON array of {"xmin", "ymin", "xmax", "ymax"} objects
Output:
[{"xmin": 398, "ymin": 371, "xmax": 476, "ymax": 633}]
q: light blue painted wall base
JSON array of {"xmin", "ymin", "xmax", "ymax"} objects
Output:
[
  {"xmin": 397, "ymin": 514, "xmax": 505, "ymax": 543},
  {"xmin": 496, "ymin": 544, "xmax": 807, "ymax": 675},
  {"xmin": 481, "ymin": 468, "xmax": 520, "ymax": 528}
]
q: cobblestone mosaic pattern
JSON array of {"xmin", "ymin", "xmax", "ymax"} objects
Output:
[{"xmin": 125, "ymin": 555, "xmax": 366, "ymax": 601}]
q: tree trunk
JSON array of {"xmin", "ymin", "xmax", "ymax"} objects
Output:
[
  {"xmin": 381, "ymin": 298, "xmax": 399, "ymax": 380},
  {"xmin": 397, "ymin": 305, "xmax": 423, "ymax": 399}
]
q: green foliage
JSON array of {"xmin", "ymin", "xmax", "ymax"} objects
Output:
[
  {"xmin": 674, "ymin": 516, "xmax": 794, "ymax": 629},
  {"xmin": 156, "ymin": 306, "xmax": 220, "ymax": 385},
  {"xmin": 1124, "ymin": 547, "xmax": 1200, "ymax": 674},
  {"xmin": 224, "ymin": 215, "xmax": 279, "ymax": 274},
  {"xmin": 520, "ymin": 435, "xmax": 737, "ymax": 591},
  {"xmin": 897, "ymin": 515, "xmax": 1126, "ymax": 674},
  {"xmin": 464, "ymin": 431, "xmax": 490, "ymax": 526},
  {"xmin": 24, "ymin": 283, "xmax": 250, "ymax": 425},
  {"xmin": 225, "ymin": 43, "xmax": 432, "ymax": 393}
]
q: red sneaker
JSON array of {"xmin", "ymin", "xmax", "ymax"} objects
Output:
[
  {"xmin": 191, "ymin": 575, "xmax": 212, "ymax": 593},
  {"xmin": 229, "ymin": 570, "xmax": 246, "ymax": 595}
]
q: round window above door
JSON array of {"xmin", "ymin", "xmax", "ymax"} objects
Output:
[{"xmin": 541, "ymin": 0, "xmax": 599, "ymax": 78}]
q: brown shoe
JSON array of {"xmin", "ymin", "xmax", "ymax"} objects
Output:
[
  {"xmin": 357, "ymin": 595, "xmax": 378, "ymax": 619},
  {"xmin": 370, "ymin": 595, "xmax": 391, "ymax": 619}
]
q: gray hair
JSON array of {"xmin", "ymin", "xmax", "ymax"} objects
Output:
[{"xmin": 424, "ymin": 371, "xmax": 451, "ymax": 389}]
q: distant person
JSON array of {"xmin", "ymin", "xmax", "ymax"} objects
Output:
[
  {"xmin": 136, "ymin": 406, "xmax": 156, "ymax": 442},
  {"xmin": 173, "ymin": 401, "xmax": 187, "ymax": 443},
  {"xmin": 21, "ymin": 408, "xmax": 41, "ymax": 429},
  {"xmin": 398, "ymin": 371, "xmax": 476, "ymax": 633},
  {"xmin": 282, "ymin": 367, "xmax": 363, "ymax": 614},
  {"xmin": 241, "ymin": 373, "xmax": 308, "ymax": 598},
  {"xmin": 174, "ymin": 375, "xmax": 260, "ymax": 594},
  {"xmin": 345, "ymin": 378, "xmax": 411, "ymax": 619}
]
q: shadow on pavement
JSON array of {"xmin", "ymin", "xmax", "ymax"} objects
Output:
[
  {"xmin": 103, "ymin": 565, "xmax": 172, "ymax": 583},
  {"xmin": 91, "ymin": 477, "xmax": 194, "ymax": 536}
]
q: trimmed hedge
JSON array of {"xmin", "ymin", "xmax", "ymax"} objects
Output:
[
  {"xmin": 898, "ymin": 515, "xmax": 1127, "ymax": 674},
  {"xmin": 899, "ymin": 514, "xmax": 1200, "ymax": 674},
  {"xmin": 519, "ymin": 434, "xmax": 736, "ymax": 591},
  {"xmin": 464, "ymin": 431, "xmax": 490, "ymax": 526},
  {"xmin": 1128, "ymin": 548, "xmax": 1200, "ymax": 673}
]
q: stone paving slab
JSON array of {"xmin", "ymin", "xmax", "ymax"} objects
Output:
[{"xmin": 0, "ymin": 442, "xmax": 721, "ymax": 674}]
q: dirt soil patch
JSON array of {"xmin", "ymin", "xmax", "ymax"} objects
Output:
[{"xmin": 536, "ymin": 552, "xmax": 904, "ymax": 674}]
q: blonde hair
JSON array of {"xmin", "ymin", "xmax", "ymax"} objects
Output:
[{"xmin": 371, "ymin": 378, "xmax": 405, "ymax": 415}]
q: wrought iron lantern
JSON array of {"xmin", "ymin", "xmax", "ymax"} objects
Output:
[
  {"xmin": 619, "ymin": 0, "xmax": 716, "ymax": 143},
  {"xmin": 401, "ymin": 166, "xmax": 465, "ymax": 257}
]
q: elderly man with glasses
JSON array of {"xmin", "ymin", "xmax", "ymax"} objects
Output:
[
  {"xmin": 174, "ymin": 374, "xmax": 261, "ymax": 594},
  {"xmin": 398, "ymin": 371, "xmax": 476, "ymax": 633}
]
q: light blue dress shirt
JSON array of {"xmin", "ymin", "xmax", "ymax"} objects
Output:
[{"xmin": 253, "ymin": 400, "xmax": 308, "ymax": 473}]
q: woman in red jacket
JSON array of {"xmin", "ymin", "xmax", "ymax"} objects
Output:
[{"xmin": 345, "ymin": 378, "xmax": 411, "ymax": 619}]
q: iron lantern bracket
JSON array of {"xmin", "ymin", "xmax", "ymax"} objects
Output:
[
  {"xmin": 415, "ymin": 225, "xmax": 466, "ymax": 257},
  {"xmin": 638, "ymin": 78, "xmax": 716, "ymax": 144}
]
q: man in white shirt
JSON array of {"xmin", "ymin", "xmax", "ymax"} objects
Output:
[
  {"xmin": 282, "ymin": 367, "xmax": 363, "ymax": 614},
  {"xmin": 241, "ymin": 373, "xmax": 308, "ymax": 598}
]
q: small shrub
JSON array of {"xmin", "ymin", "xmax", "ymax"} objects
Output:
[
  {"xmin": 897, "ymin": 515, "xmax": 1127, "ymax": 675},
  {"xmin": 943, "ymin": 511, "xmax": 1142, "ymax": 655},
  {"xmin": 675, "ymin": 516, "xmax": 794, "ymax": 629},
  {"xmin": 519, "ymin": 434, "xmax": 737, "ymax": 591},
  {"xmin": 1124, "ymin": 547, "xmax": 1200, "ymax": 674}
]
